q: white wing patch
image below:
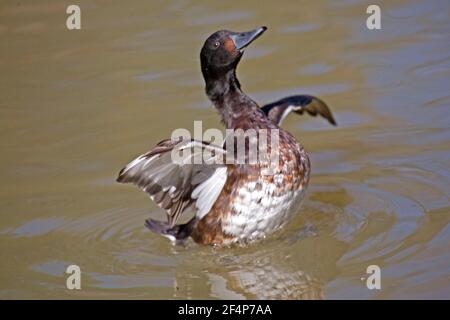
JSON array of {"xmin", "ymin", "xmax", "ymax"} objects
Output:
[
  {"xmin": 192, "ymin": 166, "xmax": 227, "ymax": 219},
  {"xmin": 278, "ymin": 105, "xmax": 293, "ymax": 125},
  {"xmin": 117, "ymin": 139, "xmax": 228, "ymax": 225}
]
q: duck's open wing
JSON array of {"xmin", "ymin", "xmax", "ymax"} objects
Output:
[
  {"xmin": 261, "ymin": 95, "xmax": 337, "ymax": 126},
  {"xmin": 117, "ymin": 139, "xmax": 227, "ymax": 227}
]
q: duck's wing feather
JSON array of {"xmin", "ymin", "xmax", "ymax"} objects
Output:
[
  {"xmin": 117, "ymin": 139, "xmax": 227, "ymax": 227},
  {"xmin": 261, "ymin": 95, "xmax": 337, "ymax": 126}
]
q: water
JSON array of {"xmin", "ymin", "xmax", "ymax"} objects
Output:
[{"xmin": 0, "ymin": 0, "xmax": 449, "ymax": 299}]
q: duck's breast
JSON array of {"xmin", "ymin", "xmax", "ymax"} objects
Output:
[{"xmin": 221, "ymin": 141, "xmax": 310, "ymax": 243}]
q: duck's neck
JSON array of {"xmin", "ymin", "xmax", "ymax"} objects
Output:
[{"xmin": 204, "ymin": 69, "xmax": 259, "ymax": 128}]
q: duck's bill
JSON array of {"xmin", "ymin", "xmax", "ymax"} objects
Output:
[{"xmin": 230, "ymin": 26, "xmax": 267, "ymax": 51}]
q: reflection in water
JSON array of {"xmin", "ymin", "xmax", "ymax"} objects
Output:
[
  {"xmin": 172, "ymin": 188, "xmax": 352, "ymax": 299},
  {"xmin": 173, "ymin": 239, "xmax": 330, "ymax": 300},
  {"xmin": 0, "ymin": 0, "xmax": 450, "ymax": 299},
  {"xmin": 202, "ymin": 252, "xmax": 325, "ymax": 300}
]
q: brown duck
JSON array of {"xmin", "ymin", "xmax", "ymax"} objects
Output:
[{"xmin": 117, "ymin": 26, "xmax": 336, "ymax": 246}]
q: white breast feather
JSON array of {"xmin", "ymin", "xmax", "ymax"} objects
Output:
[{"xmin": 223, "ymin": 178, "xmax": 306, "ymax": 242}]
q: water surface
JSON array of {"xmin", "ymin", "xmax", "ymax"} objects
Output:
[{"xmin": 1, "ymin": 0, "xmax": 449, "ymax": 299}]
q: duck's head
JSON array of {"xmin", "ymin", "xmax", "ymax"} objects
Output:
[{"xmin": 200, "ymin": 26, "xmax": 267, "ymax": 80}]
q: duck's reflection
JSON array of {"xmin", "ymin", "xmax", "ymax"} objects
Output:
[
  {"xmin": 207, "ymin": 256, "xmax": 325, "ymax": 300},
  {"xmin": 171, "ymin": 186, "xmax": 354, "ymax": 299},
  {"xmin": 173, "ymin": 225, "xmax": 348, "ymax": 299}
]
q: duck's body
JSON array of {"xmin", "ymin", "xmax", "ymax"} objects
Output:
[
  {"xmin": 117, "ymin": 27, "xmax": 336, "ymax": 246},
  {"xmin": 192, "ymin": 135, "xmax": 309, "ymax": 245},
  {"xmin": 193, "ymin": 100, "xmax": 310, "ymax": 245}
]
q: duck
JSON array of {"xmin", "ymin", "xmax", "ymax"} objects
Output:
[{"xmin": 117, "ymin": 26, "xmax": 336, "ymax": 246}]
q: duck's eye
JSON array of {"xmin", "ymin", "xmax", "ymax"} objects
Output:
[{"xmin": 213, "ymin": 41, "xmax": 220, "ymax": 48}]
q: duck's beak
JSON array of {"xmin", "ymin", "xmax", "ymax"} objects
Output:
[{"xmin": 230, "ymin": 26, "xmax": 267, "ymax": 51}]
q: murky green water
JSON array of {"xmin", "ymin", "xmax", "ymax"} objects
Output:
[{"xmin": 1, "ymin": 0, "xmax": 449, "ymax": 299}]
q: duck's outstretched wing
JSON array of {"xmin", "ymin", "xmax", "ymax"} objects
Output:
[
  {"xmin": 117, "ymin": 139, "xmax": 227, "ymax": 228},
  {"xmin": 261, "ymin": 95, "xmax": 337, "ymax": 126}
]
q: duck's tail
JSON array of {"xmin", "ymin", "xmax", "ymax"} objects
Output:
[{"xmin": 145, "ymin": 217, "xmax": 198, "ymax": 245}]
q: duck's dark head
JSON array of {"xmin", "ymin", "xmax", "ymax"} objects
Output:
[{"xmin": 200, "ymin": 26, "xmax": 267, "ymax": 86}]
